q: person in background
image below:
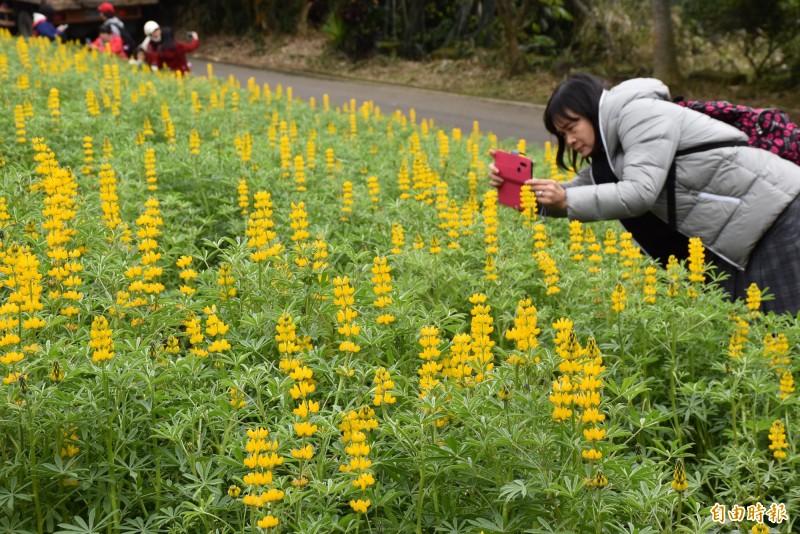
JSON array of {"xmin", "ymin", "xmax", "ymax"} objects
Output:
[
  {"xmin": 144, "ymin": 26, "xmax": 199, "ymax": 73},
  {"xmin": 97, "ymin": 3, "xmax": 136, "ymax": 58},
  {"xmin": 135, "ymin": 20, "xmax": 160, "ymax": 65},
  {"xmin": 32, "ymin": 5, "xmax": 67, "ymax": 41},
  {"xmin": 98, "ymin": 2, "xmax": 122, "ymax": 36},
  {"xmin": 90, "ymin": 26, "xmax": 127, "ymax": 59},
  {"xmin": 488, "ymin": 73, "xmax": 800, "ymax": 315}
]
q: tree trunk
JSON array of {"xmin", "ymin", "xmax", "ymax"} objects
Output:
[
  {"xmin": 652, "ymin": 0, "xmax": 681, "ymax": 87},
  {"xmin": 296, "ymin": 0, "xmax": 313, "ymax": 35},
  {"xmin": 495, "ymin": 0, "xmax": 526, "ymax": 75}
]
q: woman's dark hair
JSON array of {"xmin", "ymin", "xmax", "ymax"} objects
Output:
[
  {"xmin": 543, "ymin": 73, "xmax": 607, "ymax": 171},
  {"xmin": 159, "ymin": 26, "xmax": 175, "ymax": 51}
]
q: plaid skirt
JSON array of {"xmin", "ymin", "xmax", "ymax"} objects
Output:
[{"xmin": 707, "ymin": 193, "xmax": 800, "ymax": 316}]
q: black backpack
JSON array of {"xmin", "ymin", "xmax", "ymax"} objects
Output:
[{"xmin": 103, "ymin": 19, "xmax": 137, "ymax": 56}]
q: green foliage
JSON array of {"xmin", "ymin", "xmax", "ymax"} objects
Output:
[
  {"xmin": 323, "ymin": 0, "xmax": 382, "ymax": 59},
  {"xmin": 0, "ymin": 33, "xmax": 798, "ymax": 534},
  {"xmin": 677, "ymin": 0, "xmax": 800, "ymax": 78}
]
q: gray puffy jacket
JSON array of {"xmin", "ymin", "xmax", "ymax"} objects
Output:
[{"xmin": 562, "ymin": 78, "xmax": 800, "ymax": 269}]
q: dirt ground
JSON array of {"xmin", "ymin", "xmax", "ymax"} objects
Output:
[{"xmin": 194, "ymin": 32, "xmax": 562, "ymax": 106}]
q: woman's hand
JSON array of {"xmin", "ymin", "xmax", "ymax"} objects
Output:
[
  {"xmin": 487, "ymin": 149, "xmax": 503, "ymax": 188},
  {"xmin": 525, "ymin": 178, "xmax": 567, "ymax": 211}
]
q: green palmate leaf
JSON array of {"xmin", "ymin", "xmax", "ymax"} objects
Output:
[
  {"xmin": 119, "ymin": 516, "xmax": 159, "ymax": 534},
  {"xmin": 0, "ymin": 479, "xmax": 33, "ymax": 512},
  {"xmin": 0, "ymin": 514, "xmax": 34, "ymax": 534},
  {"xmin": 498, "ymin": 478, "xmax": 530, "ymax": 501},
  {"xmin": 54, "ymin": 509, "xmax": 108, "ymax": 534}
]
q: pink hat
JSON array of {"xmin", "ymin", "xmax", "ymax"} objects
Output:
[{"xmin": 98, "ymin": 2, "xmax": 115, "ymax": 14}]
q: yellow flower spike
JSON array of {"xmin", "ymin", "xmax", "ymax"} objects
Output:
[
  {"xmin": 582, "ymin": 448, "xmax": 602, "ymax": 461},
  {"xmin": 14, "ymin": 104, "xmax": 26, "ymax": 143},
  {"xmin": 349, "ymin": 499, "xmax": 371, "ymax": 514},
  {"xmin": 367, "ymin": 175, "xmax": 380, "ymax": 208},
  {"xmin": 246, "ymin": 191, "xmax": 282, "ymax": 264},
  {"xmin": 144, "ymin": 148, "xmax": 158, "ymax": 191},
  {"xmin": 568, "ymin": 220, "xmax": 584, "ymax": 261},
  {"xmin": 535, "ymin": 250, "xmax": 560, "ymax": 295},
  {"xmin": 642, "ymin": 266, "xmax": 657, "ymax": 303},
  {"xmin": 293, "ymin": 421, "xmax": 319, "ymax": 438},
  {"xmin": 256, "ymin": 515, "xmax": 279, "ymax": 529},
  {"xmin": 768, "ymin": 419, "xmax": 788, "ymax": 459},
  {"xmin": 587, "ymin": 470, "xmax": 608, "ymax": 489},
  {"xmin": 778, "ymin": 371, "xmax": 795, "ymax": 399},
  {"xmin": 89, "ymin": 315, "xmax": 114, "ymax": 363},
  {"xmin": 671, "ymin": 459, "xmax": 688, "ymax": 492},
  {"xmin": 47, "ymin": 87, "xmax": 60, "ymax": 121},
  {"xmin": 746, "ymin": 283, "xmax": 762, "ymax": 317},
  {"xmin": 505, "ymin": 297, "xmax": 541, "ymax": 362},
  {"xmin": 237, "ymin": 177, "xmax": 250, "ymax": 215},
  {"xmin": 687, "ymin": 237, "xmax": 706, "ymax": 284},
  {"xmin": 189, "ymin": 129, "xmax": 201, "ymax": 155},
  {"xmin": 429, "ymin": 237, "xmax": 442, "ymax": 254},
  {"xmin": 229, "ymin": 388, "xmax": 246, "ymax": 409},
  {"xmin": 289, "ymin": 154, "xmax": 306, "ymax": 192},
  {"xmin": 532, "ymin": 222, "xmax": 548, "ymax": 250},
  {"xmin": 289, "ymin": 201, "xmax": 311, "ymax": 243},
  {"xmin": 291, "ymin": 444, "xmax": 314, "ymax": 460},
  {"xmin": 519, "ymin": 185, "xmax": 538, "ymax": 227},
  {"xmin": 611, "ymin": 283, "xmax": 627, "ymax": 312},
  {"xmin": 372, "ymin": 367, "xmax": 397, "ymax": 406},
  {"xmin": 50, "ymin": 361, "xmax": 64, "ymax": 382},
  {"xmin": 340, "ymin": 181, "xmax": 354, "ymax": 221}
]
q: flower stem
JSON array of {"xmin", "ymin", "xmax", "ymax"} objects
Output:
[
  {"xmin": 102, "ymin": 365, "xmax": 119, "ymax": 533},
  {"xmin": 415, "ymin": 464, "xmax": 425, "ymax": 534},
  {"xmin": 26, "ymin": 404, "xmax": 43, "ymax": 534},
  {"xmin": 669, "ymin": 314, "xmax": 682, "ymax": 445}
]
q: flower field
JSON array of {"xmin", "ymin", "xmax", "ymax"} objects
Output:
[{"xmin": 0, "ymin": 32, "xmax": 798, "ymax": 534}]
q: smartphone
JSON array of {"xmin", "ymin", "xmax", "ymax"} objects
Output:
[{"xmin": 493, "ymin": 150, "xmax": 533, "ymax": 209}]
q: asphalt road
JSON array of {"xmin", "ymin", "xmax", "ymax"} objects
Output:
[{"xmin": 193, "ymin": 59, "xmax": 554, "ymax": 146}]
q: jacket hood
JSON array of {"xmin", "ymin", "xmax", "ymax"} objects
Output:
[{"xmin": 600, "ymin": 78, "xmax": 670, "ymax": 160}]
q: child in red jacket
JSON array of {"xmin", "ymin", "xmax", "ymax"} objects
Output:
[
  {"xmin": 145, "ymin": 27, "xmax": 199, "ymax": 73},
  {"xmin": 90, "ymin": 27, "xmax": 128, "ymax": 59}
]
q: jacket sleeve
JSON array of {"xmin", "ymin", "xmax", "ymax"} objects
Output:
[
  {"xmin": 565, "ymin": 100, "xmax": 680, "ymax": 221},
  {"xmin": 37, "ymin": 22, "xmax": 60, "ymax": 40},
  {"xmin": 181, "ymin": 38, "xmax": 200, "ymax": 53},
  {"xmin": 561, "ymin": 166, "xmax": 593, "ymax": 189}
]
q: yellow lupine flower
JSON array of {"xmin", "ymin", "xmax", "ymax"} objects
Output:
[
  {"xmin": 768, "ymin": 419, "xmax": 788, "ymax": 459},
  {"xmin": 671, "ymin": 459, "xmax": 688, "ymax": 492},
  {"xmin": 257, "ymin": 515, "xmax": 279, "ymax": 528},
  {"xmin": 350, "ymin": 499, "xmax": 371, "ymax": 513},
  {"xmin": 293, "ymin": 421, "xmax": 318, "ymax": 437},
  {"xmin": 611, "ymin": 283, "xmax": 626, "ymax": 312}
]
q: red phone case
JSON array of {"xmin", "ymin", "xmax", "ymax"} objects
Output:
[{"xmin": 494, "ymin": 150, "xmax": 533, "ymax": 209}]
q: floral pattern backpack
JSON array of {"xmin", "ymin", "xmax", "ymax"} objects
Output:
[{"xmin": 675, "ymin": 98, "xmax": 800, "ymax": 167}]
